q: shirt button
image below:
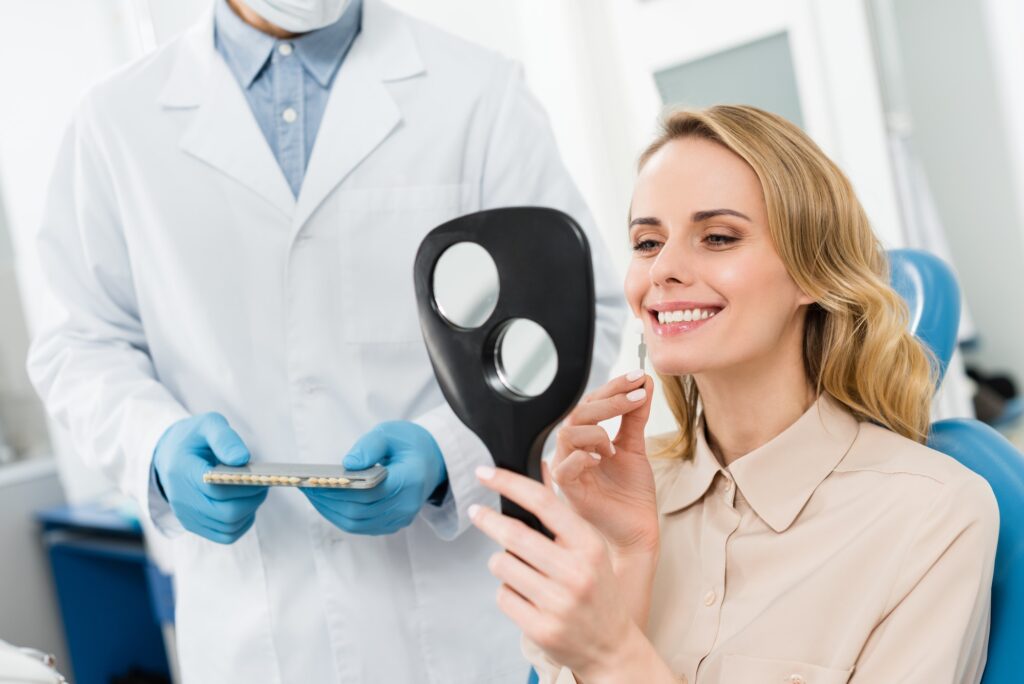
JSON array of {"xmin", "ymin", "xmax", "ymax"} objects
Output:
[
  {"xmin": 278, "ymin": 42, "xmax": 293, "ymax": 56},
  {"xmin": 789, "ymin": 675, "xmax": 805, "ymax": 684},
  {"xmin": 723, "ymin": 479, "xmax": 734, "ymax": 493},
  {"xmin": 703, "ymin": 590, "xmax": 716, "ymax": 606},
  {"xmin": 282, "ymin": 107, "xmax": 298, "ymax": 123}
]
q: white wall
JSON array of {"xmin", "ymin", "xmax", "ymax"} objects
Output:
[
  {"xmin": 887, "ymin": 0, "xmax": 1024, "ymax": 384},
  {"xmin": 0, "ymin": 1, "xmax": 164, "ymax": 502}
]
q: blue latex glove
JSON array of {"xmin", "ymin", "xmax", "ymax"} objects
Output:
[
  {"xmin": 303, "ymin": 421, "xmax": 448, "ymax": 536},
  {"xmin": 153, "ymin": 413, "xmax": 268, "ymax": 544}
]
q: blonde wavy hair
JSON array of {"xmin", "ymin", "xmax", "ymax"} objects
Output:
[{"xmin": 639, "ymin": 106, "xmax": 936, "ymax": 460}]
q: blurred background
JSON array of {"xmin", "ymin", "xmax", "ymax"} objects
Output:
[{"xmin": 1, "ymin": 0, "xmax": 1022, "ymax": 680}]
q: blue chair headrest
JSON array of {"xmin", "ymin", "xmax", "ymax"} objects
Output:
[{"xmin": 887, "ymin": 249, "xmax": 960, "ymax": 384}]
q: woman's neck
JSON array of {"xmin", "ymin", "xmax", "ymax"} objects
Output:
[{"xmin": 695, "ymin": 347, "xmax": 816, "ymax": 468}]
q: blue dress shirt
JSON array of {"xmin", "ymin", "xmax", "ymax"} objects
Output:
[{"xmin": 214, "ymin": 0, "xmax": 362, "ymax": 197}]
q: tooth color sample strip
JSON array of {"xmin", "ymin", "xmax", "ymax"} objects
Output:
[{"xmin": 202, "ymin": 463, "xmax": 385, "ymax": 489}]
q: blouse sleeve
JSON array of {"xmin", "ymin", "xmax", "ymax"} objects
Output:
[
  {"xmin": 522, "ymin": 635, "xmax": 579, "ymax": 684},
  {"xmin": 850, "ymin": 475, "xmax": 999, "ymax": 683}
]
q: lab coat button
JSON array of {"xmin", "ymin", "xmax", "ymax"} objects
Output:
[
  {"xmin": 282, "ymin": 107, "xmax": 298, "ymax": 123},
  {"xmin": 278, "ymin": 43, "xmax": 293, "ymax": 56}
]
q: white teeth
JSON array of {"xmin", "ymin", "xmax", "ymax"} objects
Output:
[{"xmin": 656, "ymin": 307, "xmax": 720, "ymax": 324}]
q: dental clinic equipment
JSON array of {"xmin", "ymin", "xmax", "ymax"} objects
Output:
[
  {"xmin": 635, "ymin": 318, "xmax": 647, "ymax": 372},
  {"xmin": 414, "ymin": 207, "xmax": 595, "ymax": 534},
  {"xmin": 204, "ymin": 463, "xmax": 386, "ymax": 488},
  {"xmin": 0, "ymin": 640, "xmax": 67, "ymax": 683}
]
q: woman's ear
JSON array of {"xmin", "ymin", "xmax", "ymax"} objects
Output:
[{"xmin": 796, "ymin": 290, "xmax": 816, "ymax": 307}]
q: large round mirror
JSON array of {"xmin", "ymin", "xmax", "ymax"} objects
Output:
[
  {"xmin": 433, "ymin": 242, "xmax": 499, "ymax": 329},
  {"xmin": 496, "ymin": 319, "xmax": 558, "ymax": 398}
]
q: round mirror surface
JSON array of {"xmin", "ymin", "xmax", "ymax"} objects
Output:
[
  {"xmin": 496, "ymin": 319, "xmax": 558, "ymax": 397},
  {"xmin": 433, "ymin": 242, "xmax": 499, "ymax": 329}
]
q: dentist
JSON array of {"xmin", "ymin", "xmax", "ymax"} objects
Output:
[{"xmin": 27, "ymin": 1, "xmax": 625, "ymax": 682}]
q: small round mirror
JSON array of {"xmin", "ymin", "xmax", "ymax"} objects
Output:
[
  {"xmin": 433, "ymin": 242, "xmax": 499, "ymax": 329},
  {"xmin": 496, "ymin": 319, "xmax": 558, "ymax": 397}
]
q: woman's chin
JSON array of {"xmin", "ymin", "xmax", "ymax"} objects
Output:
[{"xmin": 648, "ymin": 356, "xmax": 705, "ymax": 378}]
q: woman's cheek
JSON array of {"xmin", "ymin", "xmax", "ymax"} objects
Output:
[{"xmin": 623, "ymin": 261, "xmax": 649, "ymax": 316}]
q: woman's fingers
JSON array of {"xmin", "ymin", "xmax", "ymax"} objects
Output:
[
  {"xmin": 473, "ymin": 467, "xmax": 593, "ymax": 546},
  {"xmin": 614, "ymin": 377, "xmax": 655, "ymax": 451},
  {"xmin": 470, "ymin": 500, "xmax": 575, "ymax": 580},
  {"xmin": 495, "ymin": 582, "xmax": 544, "ymax": 633},
  {"xmin": 489, "ymin": 551, "xmax": 564, "ymax": 609},
  {"xmin": 554, "ymin": 425, "xmax": 615, "ymax": 468},
  {"xmin": 566, "ymin": 371, "xmax": 649, "ymax": 427},
  {"xmin": 552, "ymin": 449, "xmax": 603, "ymax": 487}
]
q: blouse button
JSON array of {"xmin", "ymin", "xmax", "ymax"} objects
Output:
[
  {"xmin": 789, "ymin": 675, "xmax": 806, "ymax": 684},
  {"xmin": 703, "ymin": 590, "xmax": 717, "ymax": 606}
]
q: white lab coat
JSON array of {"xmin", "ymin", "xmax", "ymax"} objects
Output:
[{"xmin": 27, "ymin": 2, "xmax": 626, "ymax": 683}]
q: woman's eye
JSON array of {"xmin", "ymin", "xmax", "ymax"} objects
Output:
[
  {"xmin": 632, "ymin": 239, "xmax": 662, "ymax": 254},
  {"xmin": 704, "ymin": 233, "xmax": 738, "ymax": 247}
]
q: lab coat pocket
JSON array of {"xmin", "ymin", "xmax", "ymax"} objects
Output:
[
  {"xmin": 337, "ymin": 183, "xmax": 472, "ymax": 344},
  {"xmin": 720, "ymin": 654, "xmax": 853, "ymax": 684}
]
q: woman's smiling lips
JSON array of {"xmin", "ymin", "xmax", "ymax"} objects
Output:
[{"xmin": 646, "ymin": 301, "xmax": 724, "ymax": 336}]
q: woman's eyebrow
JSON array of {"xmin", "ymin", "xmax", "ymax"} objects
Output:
[
  {"xmin": 628, "ymin": 216, "xmax": 662, "ymax": 229},
  {"xmin": 692, "ymin": 208, "xmax": 751, "ymax": 222}
]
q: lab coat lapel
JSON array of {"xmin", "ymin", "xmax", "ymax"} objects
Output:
[
  {"xmin": 161, "ymin": 12, "xmax": 296, "ymax": 218},
  {"xmin": 291, "ymin": 0, "xmax": 425, "ymax": 233}
]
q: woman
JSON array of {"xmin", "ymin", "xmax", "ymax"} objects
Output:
[{"xmin": 468, "ymin": 106, "xmax": 999, "ymax": 683}]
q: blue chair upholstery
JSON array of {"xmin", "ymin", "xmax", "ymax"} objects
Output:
[{"xmin": 888, "ymin": 249, "xmax": 1023, "ymax": 683}]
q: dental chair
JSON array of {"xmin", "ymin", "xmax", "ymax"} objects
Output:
[{"xmin": 889, "ymin": 248, "xmax": 1023, "ymax": 683}]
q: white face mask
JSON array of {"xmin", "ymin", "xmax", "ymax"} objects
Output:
[{"xmin": 243, "ymin": 0, "xmax": 351, "ymax": 33}]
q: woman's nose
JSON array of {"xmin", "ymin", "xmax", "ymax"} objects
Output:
[{"xmin": 649, "ymin": 240, "xmax": 694, "ymax": 287}]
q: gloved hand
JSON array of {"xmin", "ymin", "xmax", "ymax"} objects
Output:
[
  {"xmin": 303, "ymin": 421, "xmax": 448, "ymax": 536},
  {"xmin": 153, "ymin": 413, "xmax": 269, "ymax": 544}
]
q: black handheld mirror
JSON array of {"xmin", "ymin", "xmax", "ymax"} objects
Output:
[{"xmin": 414, "ymin": 207, "xmax": 596, "ymax": 534}]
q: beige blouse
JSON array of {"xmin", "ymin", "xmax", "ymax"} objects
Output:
[{"xmin": 528, "ymin": 395, "xmax": 999, "ymax": 684}]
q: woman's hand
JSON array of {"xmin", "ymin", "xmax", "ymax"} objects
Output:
[
  {"xmin": 552, "ymin": 371, "xmax": 658, "ymax": 560},
  {"xmin": 469, "ymin": 467, "xmax": 674, "ymax": 684}
]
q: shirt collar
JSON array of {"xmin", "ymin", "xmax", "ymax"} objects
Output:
[
  {"xmin": 214, "ymin": 0, "xmax": 363, "ymax": 89},
  {"xmin": 293, "ymin": 0, "xmax": 363, "ymax": 88},
  {"xmin": 658, "ymin": 394, "xmax": 861, "ymax": 533},
  {"xmin": 214, "ymin": 0, "xmax": 275, "ymax": 88}
]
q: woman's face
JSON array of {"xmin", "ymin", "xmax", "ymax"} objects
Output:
[{"xmin": 625, "ymin": 137, "xmax": 813, "ymax": 377}]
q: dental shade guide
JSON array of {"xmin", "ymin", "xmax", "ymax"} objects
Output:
[
  {"xmin": 635, "ymin": 318, "xmax": 647, "ymax": 372},
  {"xmin": 203, "ymin": 463, "xmax": 387, "ymax": 489}
]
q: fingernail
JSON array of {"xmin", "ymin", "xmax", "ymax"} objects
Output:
[
  {"xmin": 626, "ymin": 369, "xmax": 644, "ymax": 382},
  {"xmin": 589, "ymin": 452, "xmax": 602, "ymax": 462},
  {"xmin": 610, "ymin": 444, "xmax": 617, "ymax": 455},
  {"xmin": 476, "ymin": 465, "xmax": 495, "ymax": 480},
  {"xmin": 469, "ymin": 504, "xmax": 481, "ymax": 520},
  {"xmin": 626, "ymin": 388, "xmax": 647, "ymax": 402}
]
